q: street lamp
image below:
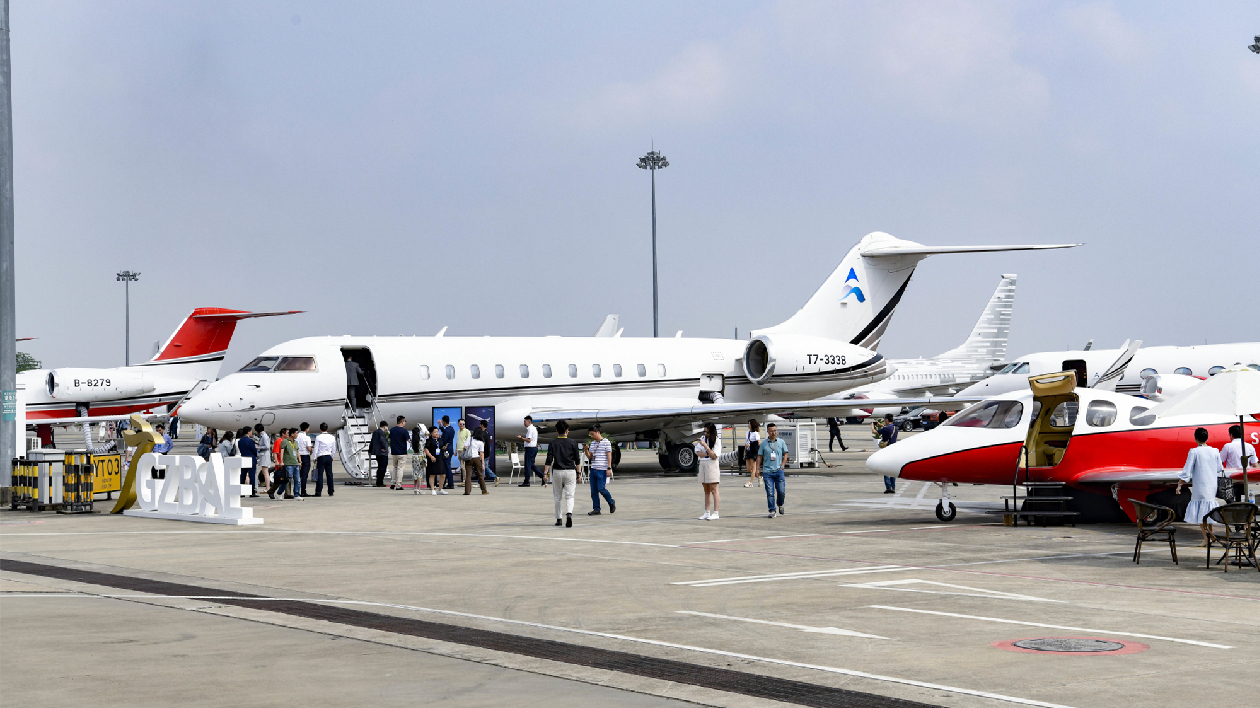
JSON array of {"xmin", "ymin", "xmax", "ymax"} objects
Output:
[
  {"xmin": 637, "ymin": 149, "xmax": 669, "ymax": 337},
  {"xmin": 116, "ymin": 270, "xmax": 139, "ymax": 365}
]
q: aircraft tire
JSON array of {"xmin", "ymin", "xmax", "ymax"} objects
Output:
[
  {"xmin": 935, "ymin": 501, "xmax": 957, "ymax": 522},
  {"xmin": 670, "ymin": 444, "xmax": 698, "ymax": 472},
  {"xmin": 611, "ymin": 442, "xmax": 621, "ymax": 470}
]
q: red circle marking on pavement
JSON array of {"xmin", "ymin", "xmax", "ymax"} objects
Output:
[{"xmin": 993, "ymin": 637, "xmax": 1149, "ymax": 656}]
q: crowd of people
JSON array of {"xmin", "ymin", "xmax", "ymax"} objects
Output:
[{"xmin": 1177, "ymin": 425, "xmax": 1257, "ymax": 545}]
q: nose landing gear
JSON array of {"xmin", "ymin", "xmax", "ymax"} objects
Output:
[{"xmin": 935, "ymin": 482, "xmax": 957, "ymax": 522}]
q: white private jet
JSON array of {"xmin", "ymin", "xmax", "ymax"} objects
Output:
[{"xmin": 182, "ymin": 232, "xmax": 1076, "ymax": 471}]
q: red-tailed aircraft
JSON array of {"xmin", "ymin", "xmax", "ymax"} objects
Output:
[{"xmin": 867, "ymin": 371, "xmax": 1259, "ymax": 522}]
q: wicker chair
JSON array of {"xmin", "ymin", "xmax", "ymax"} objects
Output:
[
  {"xmin": 1204, "ymin": 503, "xmax": 1259, "ymax": 572},
  {"xmin": 1130, "ymin": 499, "xmax": 1178, "ymax": 565}
]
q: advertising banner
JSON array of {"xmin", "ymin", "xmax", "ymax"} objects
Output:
[{"xmin": 464, "ymin": 406, "xmax": 495, "ymax": 474}]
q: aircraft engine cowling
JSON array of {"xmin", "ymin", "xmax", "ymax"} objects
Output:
[
  {"xmin": 46, "ymin": 369, "xmax": 157, "ymax": 402},
  {"xmin": 742, "ymin": 334, "xmax": 886, "ymax": 395},
  {"xmin": 1140, "ymin": 373, "xmax": 1202, "ymax": 402}
]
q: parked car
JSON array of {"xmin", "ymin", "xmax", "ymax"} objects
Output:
[{"xmin": 893, "ymin": 407, "xmax": 929, "ymax": 432}]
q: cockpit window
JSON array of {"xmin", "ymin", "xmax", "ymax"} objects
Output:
[
  {"xmin": 239, "ymin": 357, "xmax": 279, "ymax": 372},
  {"xmin": 942, "ymin": 400, "xmax": 1024, "ymax": 429},
  {"xmin": 275, "ymin": 356, "xmax": 317, "ymax": 372},
  {"xmin": 997, "ymin": 362, "xmax": 1030, "ymax": 375}
]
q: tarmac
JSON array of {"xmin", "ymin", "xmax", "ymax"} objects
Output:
[{"xmin": 2, "ymin": 429, "xmax": 1258, "ymax": 708}]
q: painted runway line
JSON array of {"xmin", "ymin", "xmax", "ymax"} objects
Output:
[
  {"xmin": 838, "ymin": 579, "xmax": 1064, "ymax": 603},
  {"xmin": 675, "ymin": 610, "xmax": 889, "ymax": 639},
  {"xmin": 867, "ymin": 606, "xmax": 1232, "ymax": 649},
  {"xmin": 672, "ymin": 565, "xmax": 909, "ymax": 587},
  {"xmin": 4, "ymin": 589, "xmax": 1079, "ymax": 708}
]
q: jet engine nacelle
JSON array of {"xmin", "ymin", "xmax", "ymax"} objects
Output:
[
  {"xmin": 1140, "ymin": 373, "xmax": 1202, "ymax": 402},
  {"xmin": 743, "ymin": 334, "xmax": 883, "ymax": 395},
  {"xmin": 46, "ymin": 369, "xmax": 157, "ymax": 402}
]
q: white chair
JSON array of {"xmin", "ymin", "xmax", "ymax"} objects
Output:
[{"xmin": 509, "ymin": 452, "xmax": 523, "ymax": 484}]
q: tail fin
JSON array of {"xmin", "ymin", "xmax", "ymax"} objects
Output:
[
  {"xmin": 758, "ymin": 232, "xmax": 1076, "ymax": 350},
  {"xmin": 1091, "ymin": 339, "xmax": 1141, "ymax": 391},
  {"xmin": 144, "ymin": 308, "xmax": 303, "ymax": 365},
  {"xmin": 935, "ymin": 274, "xmax": 1017, "ymax": 361},
  {"xmin": 593, "ymin": 314, "xmax": 620, "ymax": 337}
]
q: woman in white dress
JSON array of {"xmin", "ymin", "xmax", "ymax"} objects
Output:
[
  {"xmin": 1176, "ymin": 427, "xmax": 1224, "ymax": 546},
  {"xmin": 744, "ymin": 419, "xmax": 761, "ymax": 488},
  {"xmin": 696, "ymin": 422, "xmax": 722, "ymax": 520}
]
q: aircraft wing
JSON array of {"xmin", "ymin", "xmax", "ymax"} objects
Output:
[
  {"xmin": 1073, "ymin": 467, "xmax": 1260, "ymax": 484},
  {"xmin": 527, "ymin": 396, "xmax": 982, "ymax": 427}
]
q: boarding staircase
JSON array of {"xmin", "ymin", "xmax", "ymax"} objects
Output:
[
  {"xmin": 337, "ymin": 386, "xmax": 388, "ymax": 484},
  {"xmin": 990, "ymin": 481, "xmax": 1079, "ymax": 527}
]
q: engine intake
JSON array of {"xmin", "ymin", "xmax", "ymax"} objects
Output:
[
  {"xmin": 46, "ymin": 369, "xmax": 157, "ymax": 402},
  {"xmin": 742, "ymin": 334, "xmax": 887, "ymax": 395}
]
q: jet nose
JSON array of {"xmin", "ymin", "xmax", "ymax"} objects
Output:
[{"xmin": 866, "ymin": 438, "xmax": 925, "ymax": 477}]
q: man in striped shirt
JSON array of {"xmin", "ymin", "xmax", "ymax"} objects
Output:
[{"xmin": 586, "ymin": 425, "xmax": 616, "ymax": 516}]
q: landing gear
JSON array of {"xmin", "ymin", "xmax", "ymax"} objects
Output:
[
  {"xmin": 935, "ymin": 482, "xmax": 957, "ymax": 522},
  {"xmin": 611, "ymin": 442, "xmax": 621, "ymax": 470}
]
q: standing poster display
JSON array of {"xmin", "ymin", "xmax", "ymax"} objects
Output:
[
  {"xmin": 464, "ymin": 406, "xmax": 495, "ymax": 475},
  {"xmin": 432, "ymin": 407, "xmax": 462, "ymax": 473}
]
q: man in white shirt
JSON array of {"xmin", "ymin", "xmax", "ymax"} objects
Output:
[
  {"xmin": 296, "ymin": 422, "xmax": 313, "ymax": 497},
  {"xmin": 1220, "ymin": 424, "xmax": 1258, "ymax": 472},
  {"xmin": 312, "ymin": 422, "xmax": 338, "ymax": 497},
  {"xmin": 516, "ymin": 415, "xmax": 543, "ymax": 487}
]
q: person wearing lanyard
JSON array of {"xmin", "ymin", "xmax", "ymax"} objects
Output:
[
  {"xmin": 758, "ymin": 423, "xmax": 790, "ymax": 518},
  {"xmin": 296, "ymin": 422, "xmax": 313, "ymax": 497},
  {"xmin": 585, "ymin": 426, "xmax": 616, "ymax": 516}
]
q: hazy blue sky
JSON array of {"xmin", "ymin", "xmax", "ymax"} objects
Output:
[{"xmin": 13, "ymin": 1, "xmax": 1260, "ymax": 372}]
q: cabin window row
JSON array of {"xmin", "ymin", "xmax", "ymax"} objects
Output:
[
  {"xmin": 417, "ymin": 363, "xmax": 667, "ymax": 380},
  {"xmin": 1141, "ymin": 364, "xmax": 1259, "ymax": 378}
]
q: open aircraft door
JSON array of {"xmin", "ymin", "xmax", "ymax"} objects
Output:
[
  {"xmin": 1020, "ymin": 371, "xmax": 1079, "ymax": 483},
  {"xmin": 340, "ymin": 346, "xmax": 378, "ymax": 411}
]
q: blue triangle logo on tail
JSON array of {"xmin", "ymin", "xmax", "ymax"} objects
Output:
[
  {"xmin": 845, "ymin": 268, "xmax": 858, "ymax": 283},
  {"xmin": 840, "ymin": 268, "xmax": 865, "ymax": 303}
]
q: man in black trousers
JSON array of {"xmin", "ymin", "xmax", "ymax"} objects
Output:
[
  {"xmin": 828, "ymin": 417, "xmax": 847, "ymax": 452},
  {"xmin": 369, "ymin": 420, "xmax": 390, "ymax": 487}
]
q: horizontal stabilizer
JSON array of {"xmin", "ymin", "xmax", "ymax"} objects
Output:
[
  {"xmin": 861, "ymin": 244, "xmax": 1081, "ymax": 257},
  {"xmin": 150, "ymin": 308, "xmax": 304, "ymax": 363},
  {"xmin": 191, "ymin": 309, "xmax": 305, "ymax": 320}
]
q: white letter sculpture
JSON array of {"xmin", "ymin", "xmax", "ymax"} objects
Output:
[{"xmin": 124, "ymin": 453, "xmax": 262, "ymax": 525}]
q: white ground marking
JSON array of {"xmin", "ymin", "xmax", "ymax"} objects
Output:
[
  {"xmin": 675, "ymin": 610, "xmax": 888, "ymax": 639},
  {"xmin": 867, "ymin": 606, "xmax": 1232, "ymax": 649},
  {"xmin": 5, "ymin": 590, "xmax": 1079, "ymax": 708},
  {"xmin": 912, "ymin": 483, "xmax": 930, "ymax": 508},
  {"xmin": 0, "ymin": 529, "xmax": 680, "ymax": 547},
  {"xmin": 838, "ymin": 579, "xmax": 1063, "ymax": 603}
]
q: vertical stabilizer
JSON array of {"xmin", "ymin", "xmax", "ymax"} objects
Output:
[{"xmin": 936, "ymin": 274, "xmax": 1017, "ymax": 361}]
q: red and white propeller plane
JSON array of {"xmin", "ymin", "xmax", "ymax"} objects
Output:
[
  {"xmin": 19, "ymin": 307, "xmax": 300, "ymax": 426},
  {"xmin": 867, "ymin": 370, "xmax": 1259, "ymax": 523}
]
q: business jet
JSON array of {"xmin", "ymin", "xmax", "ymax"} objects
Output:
[
  {"xmin": 19, "ymin": 308, "xmax": 300, "ymax": 426},
  {"xmin": 181, "ymin": 232, "xmax": 1076, "ymax": 471},
  {"xmin": 957, "ymin": 342, "xmax": 1260, "ymax": 399},
  {"xmin": 830, "ymin": 274, "xmax": 1016, "ymax": 421},
  {"xmin": 868, "ymin": 371, "xmax": 1259, "ymax": 522}
]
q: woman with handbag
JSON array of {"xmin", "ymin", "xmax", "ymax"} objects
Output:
[
  {"xmin": 1176, "ymin": 427, "xmax": 1225, "ymax": 546},
  {"xmin": 743, "ymin": 419, "xmax": 761, "ymax": 488},
  {"xmin": 198, "ymin": 428, "xmax": 215, "ymax": 460},
  {"xmin": 462, "ymin": 428, "xmax": 489, "ymax": 495}
]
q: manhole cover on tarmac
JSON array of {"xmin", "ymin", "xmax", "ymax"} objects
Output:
[{"xmin": 1013, "ymin": 638, "xmax": 1125, "ymax": 653}]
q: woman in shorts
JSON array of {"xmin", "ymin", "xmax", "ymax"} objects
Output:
[
  {"xmin": 696, "ymin": 422, "xmax": 722, "ymax": 520},
  {"xmin": 744, "ymin": 419, "xmax": 761, "ymax": 488}
]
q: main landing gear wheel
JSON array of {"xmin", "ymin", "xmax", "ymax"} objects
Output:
[
  {"xmin": 611, "ymin": 442, "xmax": 622, "ymax": 470},
  {"xmin": 670, "ymin": 444, "xmax": 698, "ymax": 472},
  {"xmin": 935, "ymin": 501, "xmax": 957, "ymax": 522}
]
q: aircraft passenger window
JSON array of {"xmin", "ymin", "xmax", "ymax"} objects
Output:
[
  {"xmin": 1208, "ymin": 366, "xmax": 1225, "ymax": 376},
  {"xmin": 275, "ymin": 356, "xmax": 317, "ymax": 371},
  {"xmin": 1139, "ymin": 368, "xmax": 1157, "ymax": 379},
  {"xmin": 637, "ymin": 364, "xmax": 647, "ymax": 377},
  {"xmin": 520, "ymin": 364, "xmax": 529, "ymax": 378},
  {"xmin": 445, "ymin": 365, "xmax": 455, "ymax": 380},
  {"xmin": 1129, "ymin": 406, "xmax": 1155, "ymax": 426},
  {"xmin": 419, "ymin": 365, "xmax": 430, "ymax": 380},
  {"xmin": 239, "ymin": 357, "xmax": 279, "ymax": 372},
  {"xmin": 1048, "ymin": 401, "xmax": 1078, "ymax": 428},
  {"xmin": 942, "ymin": 400, "xmax": 1024, "ymax": 429},
  {"xmin": 1085, "ymin": 400, "xmax": 1118, "ymax": 427},
  {"xmin": 470, "ymin": 365, "xmax": 480, "ymax": 379},
  {"xmin": 1174, "ymin": 367, "xmax": 1193, "ymax": 376},
  {"xmin": 657, "ymin": 364, "xmax": 667, "ymax": 377},
  {"xmin": 542, "ymin": 364, "xmax": 552, "ymax": 378},
  {"xmin": 613, "ymin": 364, "xmax": 623, "ymax": 377},
  {"xmin": 568, "ymin": 364, "xmax": 577, "ymax": 378},
  {"xmin": 495, "ymin": 364, "xmax": 504, "ymax": 379}
]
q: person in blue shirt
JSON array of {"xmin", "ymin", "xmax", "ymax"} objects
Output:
[
  {"xmin": 874, "ymin": 414, "xmax": 899, "ymax": 493},
  {"xmin": 152, "ymin": 424, "xmax": 173, "ymax": 454},
  {"xmin": 236, "ymin": 427, "xmax": 259, "ymax": 497},
  {"xmin": 388, "ymin": 416, "xmax": 412, "ymax": 489},
  {"xmin": 758, "ymin": 423, "xmax": 790, "ymax": 518},
  {"xmin": 439, "ymin": 416, "xmax": 456, "ymax": 489}
]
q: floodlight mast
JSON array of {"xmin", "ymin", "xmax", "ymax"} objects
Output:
[
  {"xmin": 636, "ymin": 150, "xmax": 668, "ymax": 337},
  {"xmin": 117, "ymin": 270, "xmax": 139, "ymax": 365},
  {"xmin": 0, "ymin": 0, "xmax": 14, "ymax": 502}
]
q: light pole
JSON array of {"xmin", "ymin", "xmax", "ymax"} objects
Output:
[
  {"xmin": 117, "ymin": 270, "xmax": 139, "ymax": 365},
  {"xmin": 1, "ymin": 0, "xmax": 15, "ymax": 503},
  {"xmin": 636, "ymin": 149, "xmax": 668, "ymax": 337}
]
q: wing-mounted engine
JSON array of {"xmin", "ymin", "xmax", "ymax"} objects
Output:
[
  {"xmin": 742, "ymin": 334, "xmax": 887, "ymax": 395},
  {"xmin": 1139, "ymin": 373, "xmax": 1202, "ymax": 402},
  {"xmin": 46, "ymin": 369, "xmax": 157, "ymax": 402}
]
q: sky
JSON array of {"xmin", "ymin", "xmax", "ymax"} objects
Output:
[{"xmin": 12, "ymin": 1, "xmax": 1260, "ymax": 373}]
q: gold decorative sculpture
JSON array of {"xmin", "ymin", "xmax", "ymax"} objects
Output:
[{"xmin": 109, "ymin": 415, "xmax": 157, "ymax": 514}]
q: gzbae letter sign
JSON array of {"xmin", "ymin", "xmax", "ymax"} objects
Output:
[{"xmin": 123, "ymin": 453, "xmax": 262, "ymax": 525}]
